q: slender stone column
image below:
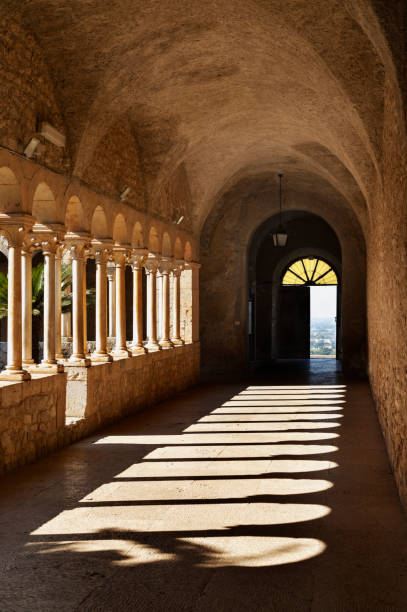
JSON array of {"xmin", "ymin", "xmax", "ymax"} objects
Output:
[
  {"xmin": 111, "ymin": 247, "xmax": 131, "ymax": 359},
  {"xmin": 107, "ymin": 263, "xmax": 116, "ymax": 338},
  {"xmin": 144, "ymin": 253, "xmax": 161, "ymax": 352},
  {"xmin": 159, "ymin": 257, "xmax": 174, "ymax": 349},
  {"xmin": 55, "ymin": 245, "xmax": 63, "ymax": 359},
  {"xmin": 171, "ymin": 259, "xmax": 185, "ymax": 346},
  {"xmin": 0, "ymin": 216, "xmax": 33, "ymax": 381},
  {"xmin": 22, "ymin": 242, "xmax": 34, "ymax": 365},
  {"xmin": 64, "ymin": 233, "xmax": 90, "ymax": 366},
  {"xmin": 41, "ymin": 240, "xmax": 58, "ymax": 366},
  {"xmin": 129, "ymin": 248, "xmax": 147, "ymax": 355},
  {"xmin": 91, "ymin": 241, "xmax": 113, "ymax": 362}
]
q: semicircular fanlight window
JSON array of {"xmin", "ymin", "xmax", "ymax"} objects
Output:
[{"xmin": 282, "ymin": 258, "xmax": 338, "ymax": 286}]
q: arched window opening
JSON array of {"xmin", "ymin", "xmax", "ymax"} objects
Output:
[{"xmin": 282, "ymin": 257, "xmax": 338, "ymax": 286}]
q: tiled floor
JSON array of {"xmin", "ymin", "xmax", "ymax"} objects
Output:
[{"xmin": 1, "ymin": 361, "xmax": 407, "ymax": 611}]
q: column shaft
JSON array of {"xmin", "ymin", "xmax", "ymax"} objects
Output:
[
  {"xmin": 55, "ymin": 249, "xmax": 63, "ymax": 359},
  {"xmin": 22, "ymin": 248, "xmax": 34, "ymax": 364},
  {"xmin": 92, "ymin": 252, "xmax": 112, "ymax": 362},
  {"xmin": 71, "ymin": 256, "xmax": 86, "ymax": 361},
  {"xmin": 171, "ymin": 268, "xmax": 184, "ymax": 345},
  {"xmin": 112, "ymin": 251, "xmax": 130, "ymax": 358},
  {"xmin": 131, "ymin": 266, "xmax": 146, "ymax": 354},
  {"xmin": 159, "ymin": 270, "xmax": 173, "ymax": 349},
  {"xmin": 145, "ymin": 262, "xmax": 161, "ymax": 351},
  {"xmin": 42, "ymin": 248, "xmax": 57, "ymax": 364},
  {"xmin": 1, "ymin": 242, "xmax": 30, "ymax": 379}
]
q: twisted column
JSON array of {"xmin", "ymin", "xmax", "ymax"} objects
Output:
[
  {"xmin": 91, "ymin": 241, "xmax": 113, "ymax": 362},
  {"xmin": 111, "ymin": 247, "xmax": 131, "ymax": 358},
  {"xmin": 171, "ymin": 259, "xmax": 185, "ymax": 346},
  {"xmin": 159, "ymin": 257, "xmax": 174, "ymax": 349},
  {"xmin": 129, "ymin": 249, "xmax": 147, "ymax": 355},
  {"xmin": 144, "ymin": 253, "xmax": 161, "ymax": 352}
]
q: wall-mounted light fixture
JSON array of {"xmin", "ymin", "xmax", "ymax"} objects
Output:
[
  {"xmin": 23, "ymin": 137, "xmax": 41, "ymax": 158},
  {"xmin": 120, "ymin": 187, "xmax": 131, "ymax": 201},
  {"xmin": 272, "ymin": 173, "xmax": 288, "ymax": 247},
  {"xmin": 39, "ymin": 122, "xmax": 66, "ymax": 147},
  {"xmin": 176, "ymin": 215, "xmax": 184, "ymax": 225}
]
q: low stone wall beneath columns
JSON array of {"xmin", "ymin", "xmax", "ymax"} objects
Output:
[
  {"xmin": 65, "ymin": 342, "xmax": 200, "ymax": 443},
  {"xmin": 0, "ymin": 373, "xmax": 66, "ymax": 475}
]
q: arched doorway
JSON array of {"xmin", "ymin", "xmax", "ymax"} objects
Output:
[
  {"xmin": 248, "ymin": 211, "xmax": 343, "ymax": 366},
  {"xmin": 278, "ymin": 256, "xmax": 340, "ymax": 359}
]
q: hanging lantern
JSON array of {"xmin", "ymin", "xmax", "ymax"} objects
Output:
[{"xmin": 272, "ymin": 173, "xmax": 288, "ymax": 247}]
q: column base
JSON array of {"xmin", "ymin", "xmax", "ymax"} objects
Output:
[
  {"xmin": 33, "ymin": 362, "xmax": 64, "ymax": 374},
  {"xmin": 131, "ymin": 345, "xmax": 147, "ymax": 356},
  {"xmin": 111, "ymin": 348, "xmax": 132, "ymax": 360},
  {"xmin": 159, "ymin": 339, "xmax": 174, "ymax": 350},
  {"xmin": 91, "ymin": 352, "xmax": 113, "ymax": 363},
  {"xmin": 22, "ymin": 359, "xmax": 35, "ymax": 367},
  {"xmin": 0, "ymin": 368, "xmax": 31, "ymax": 381},
  {"xmin": 67, "ymin": 356, "xmax": 91, "ymax": 367},
  {"xmin": 171, "ymin": 338, "xmax": 185, "ymax": 346},
  {"xmin": 145, "ymin": 342, "xmax": 162, "ymax": 352}
]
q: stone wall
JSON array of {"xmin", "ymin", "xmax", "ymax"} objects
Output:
[
  {"xmin": 65, "ymin": 342, "xmax": 200, "ymax": 442},
  {"xmin": 0, "ymin": 373, "xmax": 66, "ymax": 475},
  {"xmin": 368, "ymin": 75, "xmax": 407, "ymax": 512},
  {"xmin": 0, "ymin": 344, "xmax": 199, "ymax": 476}
]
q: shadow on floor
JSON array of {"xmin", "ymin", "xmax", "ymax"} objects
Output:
[{"xmin": 0, "ymin": 360, "xmax": 406, "ymax": 611}]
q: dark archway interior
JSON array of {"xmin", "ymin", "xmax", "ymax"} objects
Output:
[{"xmin": 248, "ymin": 212, "xmax": 342, "ymax": 363}]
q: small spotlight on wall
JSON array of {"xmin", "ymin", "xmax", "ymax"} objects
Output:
[
  {"xmin": 39, "ymin": 122, "xmax": 66, "ymax": 147},
  {"xmin": 24, "ymin": 137, "xmax": 40, "ymax": 158},
  {"xmin": 120, "ymin": 187, "xmax": 131, "ymax": 201},
  {"xmin": 176, "ymin": 215, "xmax": 184, "ymax": 225}
]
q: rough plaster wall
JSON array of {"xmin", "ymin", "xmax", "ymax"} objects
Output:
[
  {"xmin": 368, "ymin": 75, "xmax": 407, "ymax": 510},
  {"xmin": 0, "ymin": 16, "xmax": 68, "ymax": 172},
  {"xmin": 81, "ymin": 116, "xmax": 145, "ymax": 207}
]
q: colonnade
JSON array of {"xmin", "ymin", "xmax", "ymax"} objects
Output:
[{"xmin": 0, "ymin": 217, "xmax": 197, "ymax": 381}]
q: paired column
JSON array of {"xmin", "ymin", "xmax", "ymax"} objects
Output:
[
  {"xmin": 91, "ymin": 241, "xmax": 113, "ymax": 362},
  {"xmin": 0, "ymin": 216, "xmax": 33, "ymax": 380},
  {"xmin": 159, "ymin": 257, "xmax": 174, "ymax": 349},
  {"xmin": 111, "ymin": 247, "xmax": 131, "ymax": 358},
  {"xmin": 107, "ymin": 263, "xmax": 116, "ymax": 338},
  {"xmin": 65, "ymin": 234, "xmax": 90, "ymax": 366},
  {"xmin": 55, "ymin": 245, "xmax": 63, "ymax": 359},
  {"xmin": 129, "ymin": 249, "xmax": 147, "ymax": 355},
  {"xmin": 22, "ymin": 241, "xmax": 34, "ymax": 365},
  {"xmin": 144, "ymin": 253, "xmax": 161, "ymax": 352},
  {"xmin": 39, "ymin": 237, "xmax": 63, "ymax": 371},
  {"xmin": 171, "ymin": 259, "xmax": 185, "ymax": 346}
]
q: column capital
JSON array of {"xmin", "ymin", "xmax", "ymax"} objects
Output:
[
  {"xmin": 159, "ymin": 256, "xmax": 174, "ymax": 275},
  {"xmin": 91, "ymin": 238, "xmax": 114, "ymax": 264},
  {"xmin": 171, "ymin": 258, "xmax": 185, "ymax": 277},
  {"xmin": 129, "ymin": 247, "xmax": 148, "ymax": 269},
  {"xmin": 0, "ymin": 213, "xmax": 34, "ymax": 247},
  {"xmin": 32, "ymin": 224, "xmax": 65, "ymax": 255},
  {"xmin": 112, "ymin": 245, "xmax": 130, "ymax": 266},
  {"xmin": 64, "ymin": 232, "xmax": 91, "ymax": 260},
  {"xmin": 144, "ymin": 252, "xmax": 161, "ymax": 274}
]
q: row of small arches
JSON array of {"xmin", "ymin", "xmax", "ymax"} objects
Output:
[{"xmin": 0, "ymin": 166, "xmax": 193, "ymax": 260}]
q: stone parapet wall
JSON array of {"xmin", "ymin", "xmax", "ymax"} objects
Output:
[
  {"xmin": 0, "ymin": 344, "xmax": 200, "ymax": 476},
  {"xmin": 65, "ymin": 343, "xmax": 200, "ymax": 442},
  {"xmin": 0, "ymin": 373, "xmax": 66, "ymax": 475}
]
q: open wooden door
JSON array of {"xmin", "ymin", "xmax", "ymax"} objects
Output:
[{"xmin": 278, "ymin": 286, "xmax": 310, "ymax": 358}]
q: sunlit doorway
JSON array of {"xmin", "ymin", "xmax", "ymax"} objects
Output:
[{"xmin": 278, "ymin": 257, "xmax": 340, "ymax": 359}]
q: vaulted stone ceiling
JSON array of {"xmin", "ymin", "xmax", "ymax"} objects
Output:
[{"xmin": 4, "ymin": 0, "xmax": 401, "ymax": 232}]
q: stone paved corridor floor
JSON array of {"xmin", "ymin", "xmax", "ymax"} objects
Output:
[{"xmin": 1, "ymin": 361, "xmax": 407, "ymax": 611}]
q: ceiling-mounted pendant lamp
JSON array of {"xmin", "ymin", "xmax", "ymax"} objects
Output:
[{"xmin": 272, "ymin": 173, "xmax": 288, "ymax": 247}]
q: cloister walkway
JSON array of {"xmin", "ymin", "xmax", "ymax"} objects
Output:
[{"xmin": 1, "ymin": 361, "xmax": 407, "ymax": 611}]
